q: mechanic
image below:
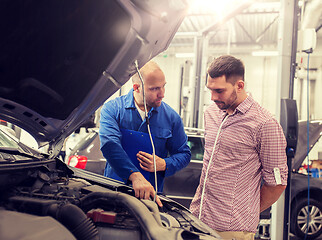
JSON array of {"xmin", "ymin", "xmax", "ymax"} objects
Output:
[
  {"xmin": 99, "ymin": 61, "xmax": 191, "ymax": 207},
  {"xmin": 190, "ymin": 55, "xmax": 288, "ymax": 240}
]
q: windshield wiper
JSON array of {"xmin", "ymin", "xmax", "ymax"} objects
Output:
[{"xmin": 0, "ymin": 147, "xmax": 43, "ymax": 161}]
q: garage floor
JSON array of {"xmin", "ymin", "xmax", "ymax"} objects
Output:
[
  {"xmin": 255, "ymin": 232, "xmax": 322, "ymax": 239},
  {"xmin": 255, "ymin": 218, "xmax": 322, "ymax": 240},
  {"xmin": 256, "ymin": 235, "xmax": 322, "ymax": 240},
  {"xmin": 290, "ymin": 235, "xmax": 322, "ymax": 240}
]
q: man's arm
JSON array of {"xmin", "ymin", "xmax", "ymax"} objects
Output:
[
  {"xmin": 99, "ymin": 103, "xmax": 138, "ymax": 181},
  {"xmin": 259, "ymin": 119, "xmax": 288, "ymax": 212},
  {"xmin": 100, "ymin": 103, "xmax": 162, "ymax": 207},
  {"xmin": 260, "ymin": 184, "xmax": 286, "ymax": 212},
  {"xmin": 101, "ymin": 144, "xmax": 163, "ymax": 207}
]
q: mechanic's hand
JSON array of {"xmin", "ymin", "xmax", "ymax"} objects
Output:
[
  {"xmin": 129, "ymin": 172, "xmax": 163, "ymax": 207},
  {"xmin": 137, "ymin": 151, "xmax": 166, "ymax": 172}
]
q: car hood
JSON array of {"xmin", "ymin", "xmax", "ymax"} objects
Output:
[
  {"xmin": 292, "ymin": 120, "xmax": 322, "ymax": 170},
  {"xmin": 0, "ymin": 0, "xmax": 187, "ymax": 157}
]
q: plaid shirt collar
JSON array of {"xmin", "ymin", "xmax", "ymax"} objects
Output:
[{"xmin": 220, "ymin": 94, "xmax": 254, "ymax": 117}]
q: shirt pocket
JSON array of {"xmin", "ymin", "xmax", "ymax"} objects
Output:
[
  {"xmin": 151, "ymin": 127, "xmax": 172, "ymax": 140},
  {"xmin": 151, "ymin": 126, "xmax": 172, "ymax": 151}
]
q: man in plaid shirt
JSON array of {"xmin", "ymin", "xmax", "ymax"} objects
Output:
[{"xmin": 190, "ymin": 55, "xmax": 288, "ymax": 240}]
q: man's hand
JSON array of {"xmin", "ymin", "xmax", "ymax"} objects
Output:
[
  {"xmin": 129, "ymin": 172, "xmax": 163, "ymax": 207},
  {"xmin": 137, "ymin": 151, "xmax": 166, "ymax": 172}
]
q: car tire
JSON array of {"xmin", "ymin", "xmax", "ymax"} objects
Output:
[{"xmin": 290, "ymin": 198, "xmax": 322, "ymax": 239}]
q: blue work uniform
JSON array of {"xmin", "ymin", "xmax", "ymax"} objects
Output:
[{"xmin": 99, "ymin": 89, "xmax": 191, "ymax": 192}]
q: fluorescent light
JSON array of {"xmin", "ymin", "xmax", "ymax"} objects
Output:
[
  {"xmin": 251, "ymin": 51, "xmax": 278, "ymax": 56},
  {"xmin": 175, "ymin": 53, "xmax": 195, "ymax": 58}
]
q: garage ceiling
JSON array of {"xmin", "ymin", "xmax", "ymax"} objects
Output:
[{"xmin": 167, "ymin": 0, "xmax": 322, "ymax": 55}]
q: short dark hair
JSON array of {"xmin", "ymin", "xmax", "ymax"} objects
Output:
[{"xmin": 208, "ymin": 55, "xmax": 245, "ymax": 84}]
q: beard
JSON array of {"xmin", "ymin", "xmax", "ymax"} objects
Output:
[
  {"xmin": 215, "ymin": 89, "xmax": 237, "ymax": 110},
  {"xmin": 146, "ymin": 98, "xmax": 162, "ymax": 109}
]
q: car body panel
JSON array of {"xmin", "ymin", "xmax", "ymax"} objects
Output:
[{"xmin": 0, "ymin": 210, "xmax": 77, "ymax": 240}]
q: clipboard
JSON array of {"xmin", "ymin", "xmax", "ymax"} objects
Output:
[{"xmin": 120, "ymin": 128, "xmax": 153, "ymax": 180}]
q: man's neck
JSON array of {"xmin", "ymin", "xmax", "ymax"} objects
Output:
[
  {"xmin": 227, "ymin": 92, "xmax": 248, "ymax": 115},
  {"xmin": 134, "ymin": 96, "xmax": 151, "ymax": 112}
]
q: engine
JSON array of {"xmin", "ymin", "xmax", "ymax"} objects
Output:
[{"xmin": 0, "ymin": 164, "xmax": 216, "ymax": 240}]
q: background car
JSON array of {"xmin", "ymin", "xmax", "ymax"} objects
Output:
[
  {"xmin": 67, "ymin": 129, "xmax": 106, "ymax": 175},
  {"xmin": 66, "ymin": 127, "xmax": 205, "ymax": 177},
  {"xmin": 288, "ymin": 120, "xmax": 322, "ymax": 240},
  {"xmin": 67, "ymin": 121, "xmax": 322, "ymax": 239}
]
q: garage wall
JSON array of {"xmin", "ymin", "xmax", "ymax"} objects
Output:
[
  {"xmin": 154, "ymin": 55, "xmax": 187, "ymax": 114},
  {"xmin": 154, "ymin": 47, "xmax": 322, "ymax": 127},
  {"xmin": 294, "ymin": 51, "xmax": 322, "ymax": 121},
  {"xmin": 105, "ymin": 56, "xmax": 188, "ymax": 115},
  {"xmin": 104, "ymin": 39, "xmax": 322, "ymax": 129},
  {"xmin": 154, "ymin": 54, "xmax": 280, "ymax": 127}
]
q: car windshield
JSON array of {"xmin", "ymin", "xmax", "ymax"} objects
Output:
[
  {"xmin": 187, "ymin": 136, "xmax": 204, "ymax": 160},
  {"xmin": 292, "ymin": 120, "xmax": 322, "ymax": 170},
  {"xmin": 0, "ymin": 126, "xmax": 43, "ymax": 162},
  {"xmin": 0, "ymin": 128, "xmax": 19, "ymax": 149}
]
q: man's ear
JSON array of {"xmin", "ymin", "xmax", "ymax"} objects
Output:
[
  {"xmin": 133, "ymin": 83, "xmax": 140, "ymax": 92},
  {"xmin": 236, "ymin": 80, "xmax": 244, "ymax": 91}
]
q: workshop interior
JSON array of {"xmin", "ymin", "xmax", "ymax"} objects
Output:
[{"xmin": 0, "ymin": 0, "xmax": 322, "ymax": 240}]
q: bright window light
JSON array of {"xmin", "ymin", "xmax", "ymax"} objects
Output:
[
  {"xmin": 175, "ymin": 53, "xmax": 195, "ymax": 58},
  {"xmin": 187, "ymin": 0, "xmax": 252, "ymax": 16},
  {"xmin": 251, "ymin": 51, "xmax": 278, "ymax": 57}
]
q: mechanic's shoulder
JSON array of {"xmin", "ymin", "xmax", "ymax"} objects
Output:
[
  {"xmin": 103, "ymin": 95, "xmax": 126, "ymax": 108},
  {"xmin": 161, "ymin": 102, "xmax": 180, "ymax": 117}
]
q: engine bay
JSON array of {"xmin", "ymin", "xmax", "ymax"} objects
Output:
[{"xmin": 0, "ymin": 159, "xmax": 219, "ymax": 240}]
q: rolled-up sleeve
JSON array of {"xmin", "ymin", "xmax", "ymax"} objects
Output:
[{"xmin": 259, "ymin": 118, "xmax": 288, "ymax": 186}]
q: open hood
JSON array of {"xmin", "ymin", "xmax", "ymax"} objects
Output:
[
  {"xmin": 0, "ymin": 0, "xmax": 187, "ymax": 156},
  {"xmin": 292, "ymin": 120, "xmax": 322, "ymax": 170}
]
